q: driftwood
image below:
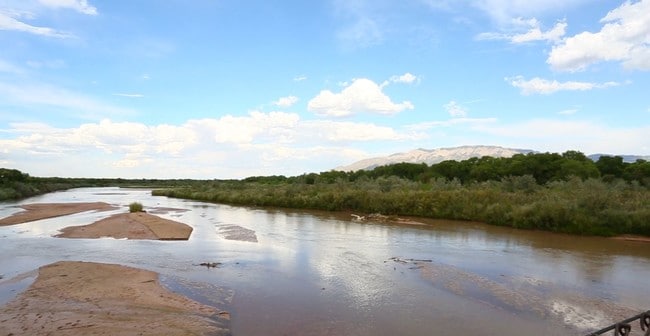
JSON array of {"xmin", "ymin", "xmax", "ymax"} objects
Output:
[
  {"xmin": 351, "ymin": 213, "xmax": 425, "ymax": 226},
  {"xmin": 198, "ymin": 262, "xmax": 221, "ymax": 268}
]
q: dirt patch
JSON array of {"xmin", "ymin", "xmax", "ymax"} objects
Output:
[
  {"xmin": 0, "ymin": 202, "xmax": 118, "ymax": 226},
  {"xmin": 0, "ymin": 261, "xmax": 229, "ymax": 336},
  {"xmin": 56, "ymin": 212, "xmax": 193, "ymax": 240}
]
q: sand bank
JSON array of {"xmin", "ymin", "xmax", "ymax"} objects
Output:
[
  {"xmin": 56, "ymin": 212, "xmax": 193, "ymax": 240},
  {"xmin": 0, "ymin": 261, "xmax": 228, "ymax": 336},
  {"xmin": 0, "ymin": 202, "xmax": 117, "ymax": 226}
]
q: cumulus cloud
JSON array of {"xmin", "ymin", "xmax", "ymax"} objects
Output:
[
  {"xmin": 302, "ymin": 120, "xmax": 421, "ymax": 142},
  {"xmin": 477, "ymin": 18, "xmax": 566, "ymax": 43},
  {"xmin": 307, "ymin": 78, "xmax": 414, "ymax": 117},
  {"xmin": 548, "ymin": 0, "xmax": 650, "ymax": 72},
  {"xmin": 272, "ymin": 95, "xmax": 298, "ymax": 108},
  {"xmin": 444, "ymin": 101, "xmax": 468, "ymax": 117},
  {"xmin": 0, "ymin": 112, "xmax": 421, "ymax": 178},
  {"xmin": 390, "ymin": 73, "xmax": 419, "ymax": 84},
  {"xmin": 381, "ymin": 73, "xmax": 420, "ymax": 87},
  {"xmin": 505, "ymin": 76, "xmax": 620, "ymax": 95}
]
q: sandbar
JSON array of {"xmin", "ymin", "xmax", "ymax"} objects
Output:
[
  {"xmin": 0, "ymin": 202, "xmax": 118, "ymax": 226},
  {"xmin": 0, "ymin": 261, "xmax": 228, "ymax": 336},
  {"xmin": 56, "ymin": 212, "xmax": 193, "ymax": 240}
]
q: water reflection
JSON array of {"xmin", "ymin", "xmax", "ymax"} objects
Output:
[{"xmin": 0, "ymin": 187, "xmax": 649, "ymax": 335}]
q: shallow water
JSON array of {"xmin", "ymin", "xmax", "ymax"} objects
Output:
[{"xmin": 0, "ymin": 187, "xmax": 648, "ymax": 335}]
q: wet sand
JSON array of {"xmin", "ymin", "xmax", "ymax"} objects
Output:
[
  {"xmin": 0, "ymin": 202, "xmax": 117, "ymax": 226},
  {"xmin": 217, "ymin": 224, "xmax": 258, "ymax": 242},
  {"xmin": 56, "ymin": 212, "xmax": 194, "ymax": 240},
  {"xmin": 0, "ymin": 261, "xmax": 229, "ymax": 336}
]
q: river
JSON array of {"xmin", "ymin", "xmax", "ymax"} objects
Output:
[{"xmin": 0, "ymin": 187, "xmax": 648, "ymax": 335}]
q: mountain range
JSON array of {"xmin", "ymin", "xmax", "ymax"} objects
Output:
[{"xmin": 336, "ymin": 145, "xmax": 649, "ymax": 172}]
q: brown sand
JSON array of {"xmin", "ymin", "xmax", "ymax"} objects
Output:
[
  {"xmin": 56, "ymin": 212, "xmax": 194, "ymax": 240},
  {"xmin": 0, "ymin": 202, "xmax": 118, "ymax": 226},
  {"xmin": 0, "ymin": 261, "xmax": 228, "ymax": 336}
]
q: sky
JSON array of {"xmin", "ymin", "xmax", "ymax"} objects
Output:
[{"xmin": 0, "ymin": 0, "xmax": 649, "ymax": 179}]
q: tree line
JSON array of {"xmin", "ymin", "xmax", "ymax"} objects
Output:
[
  {"xmin": 2, "ymin": 151, "xmax": 649, "ymax": 236},
  {"xmin": 246, "ymin": 151, "xmax": 650, "ymax": 186}
]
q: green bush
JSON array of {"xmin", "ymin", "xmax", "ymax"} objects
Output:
[{"xmin": 129, "ymin": 202, "xmax": 144, "ymax": 213}]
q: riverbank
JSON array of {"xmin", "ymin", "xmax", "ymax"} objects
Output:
[
  {"xmin": 0, "ymin": 261, "xmax": 229, "ymax": 335},
  {"xmin": 153, "ymin": 177, "xmax": 650, "ymax": 237}
]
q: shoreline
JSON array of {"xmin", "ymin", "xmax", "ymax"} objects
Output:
[{"xmin": 0, "ymin": 261, "xmax": 229, "ymax": 335}]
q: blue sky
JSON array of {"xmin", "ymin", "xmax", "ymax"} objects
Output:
[{"xmin": 1, "ymin": 0, "xmax": 649, "ymax": 179}]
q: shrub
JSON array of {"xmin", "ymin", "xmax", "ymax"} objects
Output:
[{"xmin": 129, "ymin": 202, "xmax": 144, "ymax": 213}]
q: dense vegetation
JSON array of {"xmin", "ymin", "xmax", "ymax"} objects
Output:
[
  {"xmin": 0, "ymin": 168, "xmax": 193, "ymax": 201},
  {"xmin": 3, "ymin": 151, "xmax": 650, "ymax": 236},
  {"xmin": 153, "ymin": 152, "xmax": 650, "ymax": 237}
]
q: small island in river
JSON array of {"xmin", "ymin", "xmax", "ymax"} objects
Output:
[
  {"xmin": 0, "ymin": 261, "xmax": 229, "ymax": 336},
  {"xmin": 0, "ymin": 202, "xmax": 193, "ymax": 240},
  {"xmin": 0, "ymin": 202, "xmax": 117, "ymax": 226},
  {"xmin": 56, "ymin": 212, "xmax": 194, "ymax": 240}
]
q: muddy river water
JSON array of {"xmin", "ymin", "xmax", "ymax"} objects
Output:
[{"xmin": 0, "ymin": 187, "xmax": 648, "ymax": 335}]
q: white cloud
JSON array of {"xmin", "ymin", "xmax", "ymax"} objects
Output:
[
  {"xmin": 26, "ymin": 59, "xmax": 66, "ymax": 69},
  {"xmin": 477, "ymin": 18, "xmax": 566, "ymax": 43},
  {"xmin": 471, "ymin": 0, "xmax": 590, "ymax": 23},
  {"xmin": 406, "ymin": 117, "xmax": 497, "ymax": 132},
  {"xmin": 390, "ymin": 73, "xmax": 419, "ymax": 84},
  {"xmin": 337, "ymin": 16, "xmax": 382, "ymax": 48},
  {"xmin": 0, "ymin": 59, "xmax": 24, "ymax": 74},
  {"xmin": 272, "ymin": 95, "xmax": 299, "ymax": 108},
  {"xmin": 558, "ymin": 108, "xmax": 578, "ymax": 115},
  {"xmin": 113, "ymin": 93, "xmax": 144, "ymax": 98},
  {"xmin": 0, "ymin": 81, "xmax": 135, "ymax": 118},
  {"xmin": 0, "ymin": 113, "xmax": 421, "ymax": 178},
  {"xmin": 0, "ymin": 10, "xmax": 73, "ymax": 38},
  {"xmin": 505, "ymin": 76, "xmax": 620, "ymax": 95},
  {"xmin": 37, "ymin": 0, "xmax": 97, "ymax": 15},
  {"xmin": 381, "ymin": 72, "xmax": 420, "ymax": 87},
  {"xmin": 444, "ymin": 101, "xmax": 468, "ymax": 117},
  {"xmin": 308, "ymin": 78, "xmax": 414, "ymax": 117},
  {"xmin": 548, "ymin": 0, "xmax": 650, "ymax": 72},
  {"xmin": 302, "ymin": 120, "xmax": 421, "ymax": 142},
  {"xmin": 472, "ymin": 119, "xmax": 650, "ymax": 154},
  {"xmin": 293, "ymin": 75, "xmax": 307, "ymax": 82}
]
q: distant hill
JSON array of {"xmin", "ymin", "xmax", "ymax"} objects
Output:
[
  {"xmin": 587, "ymin": 154, "xmax": 650, "ymax": 163},
  {"xmin": 336, "ymin": 145, "xmax": 534, "ymax": 172}
]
